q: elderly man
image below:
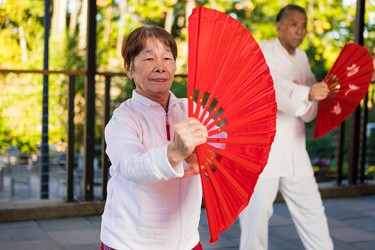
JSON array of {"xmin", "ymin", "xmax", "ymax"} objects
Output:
[{"xmin": 239, "ymin": 4, "xmax": 334, "ymax": 250}]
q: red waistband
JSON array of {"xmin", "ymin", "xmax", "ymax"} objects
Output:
[
  {"xmin": 101, "ymin": 242, "xmax": 203, "ymax": 250},
  {"xmin": 193, "ymin": 242, "xmax": 203, "ymax": 250}
]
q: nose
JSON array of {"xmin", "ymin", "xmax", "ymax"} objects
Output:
[
  {"xmin": 296, "ymin": 26, "xmax": 305, "ymax": 36},
  {"xmin": 154, "ymin": 67, "xmax": 166, "ymax": 73},
  {"xmin": 296, "ymin": 27, "xmax": 302, "ymax": 35},
  {"xmin": 153, "ymin": 60, "xmax": 166, "ymax": 73}
]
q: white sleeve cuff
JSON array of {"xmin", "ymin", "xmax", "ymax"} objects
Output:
[
  {"xmin": 153, "ymin": 144, "xmax": 184, "ymax": 178},
  {"xmin": 295, "ymin": 87, "xmax": 313, "ymax": 116}
]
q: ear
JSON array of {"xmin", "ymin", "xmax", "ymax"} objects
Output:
[
  {"xmin": 276, "ymin": 22, "xmax": 281, "ymax": 32},
  {"xmin": 125, "ymin": 64, "xmax": 133, "ymax": 79}
]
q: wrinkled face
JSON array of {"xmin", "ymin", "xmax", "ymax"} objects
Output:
[
  {"xmin": 126, "ymin": 38, "xmax": 176, "ymax": 105},
  {"xmin": 276, "ymin": 10, "xmax": 307, "ymax": 55}
]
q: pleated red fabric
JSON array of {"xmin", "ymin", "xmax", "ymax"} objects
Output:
[
  {"xmin": 187, "ymin": 6, "xmax": 277, "ymax": 243},
  {"xmin": 314, "ymin": 43, "xmax": 374, "ymax": 139}
]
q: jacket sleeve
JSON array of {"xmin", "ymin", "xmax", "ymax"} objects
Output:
[
  {"xmin": 271, "ymin": 73, "xmax": 314, "ymax": 117},
  {"xmin": 262, "ymin": 43, "xmax": 318, "ymax": 121},
  {"xmin": 105, "ymin": 106, "xmax": 184, "ymax": 185}
]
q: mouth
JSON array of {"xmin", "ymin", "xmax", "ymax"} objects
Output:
[
  {"xmin": 151, "ymin": 78, "xmax": 169, "ymax": 83},
  {"xmin": 293, "ymin": 38, "xmax": 303, "ymax": 45}
]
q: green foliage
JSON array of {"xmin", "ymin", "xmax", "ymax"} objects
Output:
[
  {"xmin": 0, "ymin": 0, "xmax": 374, "ymax": 162},
  {"xmin": 366, "ymin": 166, "xmax": 375, "ymax": 179},
  {"xmin": 171, "ymin": 76, "xmax": 188, "ymax": 98},
  {"xmin": 0, "ymin": 29, "xmax": 21, "ymax": 66},
  {"xmin": 0, "ymin": 73, "xmax": 42, "ymax": 153},
  {"xmin": 0, "ymin": 0, "xmax": 75, "ymax": 153},
  {"xmin": 367, "ymin": 125, "xmax": 375, "ymax": 168},
  {"xmin": 307, "ymin": 130, "xmax": 338, "ymax": 160}
]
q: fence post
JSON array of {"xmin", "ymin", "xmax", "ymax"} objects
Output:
[{"xmin": 66, "ymin": 75, "xmax": 76, "ymax": 201}]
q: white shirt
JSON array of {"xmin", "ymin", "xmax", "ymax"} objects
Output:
[
  {"xmin": 260, "ymin": 38, "xmax": 317, "ymax": 177},
  {"xmin": 101, "ymin": 90, "xmax": 202, "ymax": 250}
]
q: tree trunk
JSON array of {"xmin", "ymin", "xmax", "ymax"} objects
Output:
[
  {"xmin": 18, "ymin": 26, "xmax": 28, "ymax": 62},
  {"xmin": 164, "ymin": 8, "xmax": 173, "ymax": 33},
  {"xmin": 78, "ymin": 0, "xmax": 88, "ymax": 50},
  {"xmin": 116, "ymin": 0, "xmax": 127, "ymax": 59},
  {"xmin": 103, "ymin": 6, "xmax": 113, "ymax": 45},
  {"xmin": 69, "ymin": 0, "xmax": 81, "ymax": 37},
  {"xmin": 51, "ymin": 0, "xmax": 68, "ymax": 36},
  {"xmin": 185, "ymin": 0, "xmax": 195, "ymax": 27}
]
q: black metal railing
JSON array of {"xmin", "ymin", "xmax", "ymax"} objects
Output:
[{"xmin": 0, "ymin": 69, "xmax": 374, "ymax": 203}]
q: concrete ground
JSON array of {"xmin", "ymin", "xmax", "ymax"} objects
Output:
[{"xmin": 0, "ymin": 195, "xmax": 374, "ymax": 250}]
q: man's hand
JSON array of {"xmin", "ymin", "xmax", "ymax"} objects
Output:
[{"xmin": 309, "ymin": 82, "xmax": 329, "ymax": 101}]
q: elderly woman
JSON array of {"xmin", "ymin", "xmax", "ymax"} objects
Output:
[{"xmin": 100, "ymin": 25, "xmax": 207, "ymax": 250}]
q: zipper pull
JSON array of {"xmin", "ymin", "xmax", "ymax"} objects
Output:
[{"xmin": 166, "ymin": 113, "xmax": 171, "ymax": 141}]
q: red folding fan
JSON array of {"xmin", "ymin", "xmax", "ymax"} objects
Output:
[
  {"xmin": 188, "ymin": 7, "xmax": 277, "ymax": 243},
  {"xmin": 313, "ymin": 43, "xmax": 374, "ymax": 139}
]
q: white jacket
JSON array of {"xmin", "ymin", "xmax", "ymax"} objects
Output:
[
  {"xmin": 260, "ymin": 38, "xmax": 317, "ymax": 177},
  {"xmin": 101, "ymin": 90, "xmax": 202, "ymax": 249}
]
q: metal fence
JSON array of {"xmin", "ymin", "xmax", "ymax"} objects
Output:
[{"xmin": 0, "ymin": 69, "xmax": 374, "ymax": 204}]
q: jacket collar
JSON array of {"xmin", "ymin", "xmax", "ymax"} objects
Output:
[
  {"xmin": 132, "ymin": 90, "xmax": 180, "ymax": 110},
  {"xmin": 275, "ymin": 37, "xmax": 296, "ymax": 58}
]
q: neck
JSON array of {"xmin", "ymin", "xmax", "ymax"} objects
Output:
[{"xmin": 278, "ymin": 38, "xmax": 296, "ymax": 55}]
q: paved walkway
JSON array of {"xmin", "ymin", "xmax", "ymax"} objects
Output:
[{"xmin": 0, "ymin": 195, "xmax": 374, "ymax": 249}]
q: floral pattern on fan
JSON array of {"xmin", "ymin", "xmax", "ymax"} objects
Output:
[
  {"xmin": 346, "ymin": 63, "xmax": 360, "ymax": 77},
  {"xmin": 331, "ymin": 102, "xmax": 342, "ymax": 115},
  {"xmin": 345, "ymin": 84, "xmax": 360, "ymax": 96}
]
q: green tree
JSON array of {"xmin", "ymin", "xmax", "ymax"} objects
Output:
[{"xmin": 0, "ymin": 0, "xmax": 374, "ymax": 162}]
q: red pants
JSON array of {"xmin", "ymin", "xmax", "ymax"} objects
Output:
[{"xmin": 101, "ymin": 242, "xmax": 203, "ymax": 250}]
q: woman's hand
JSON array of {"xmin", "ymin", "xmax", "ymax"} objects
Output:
[
  {"xmin": 183, "ymin": 149, "xmax": 221, "ymax": 178},
  {"xmin": 167, "ymin": 118, "xmax": 208, "ymax": 168},
  {"xmin": 183, "ymin": 151, "xmax": 200, "ymax": 178}
]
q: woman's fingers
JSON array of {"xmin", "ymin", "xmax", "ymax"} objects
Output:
[
  {"xmin": 171, "ymin": 118, "xmax": 208, "ymax": 157},
  {"xmin": 182, "ymin": 162, "xmax": 200, "ymax": 178},
  {"xmin": 167, "ymin": 118, "xmax": 208, "ymax": 167}
]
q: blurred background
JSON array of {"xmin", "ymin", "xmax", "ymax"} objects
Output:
[{"xmin": 0, "ymin": 0, "xmax": 374, "ymax": 203}]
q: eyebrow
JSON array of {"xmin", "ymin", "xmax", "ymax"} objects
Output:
[{"xmin": 142, "ymin": 46, "xmax": 172, "ymax": 53}]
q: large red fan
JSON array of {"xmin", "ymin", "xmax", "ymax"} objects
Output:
[
  {"xmin": 187, "ymin": 7, "xmax": 277, "ymax": 243},
  {"xmin": 314, "ymin": 43, "xmax": 374, "ymax": 139}
]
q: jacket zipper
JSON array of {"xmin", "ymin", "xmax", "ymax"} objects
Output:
[{"xmin": 166, "ymin": 113, "xmax": 171, "ymax": 141}]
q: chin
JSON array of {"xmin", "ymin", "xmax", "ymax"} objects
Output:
[{"xmin": 294, "ymin": 41, "xmax": 303, "ymax": 47}]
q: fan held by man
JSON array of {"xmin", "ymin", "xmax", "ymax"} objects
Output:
[{"xmin": 314, "ymin": 43, "xmax": 374, "ymax": 139}]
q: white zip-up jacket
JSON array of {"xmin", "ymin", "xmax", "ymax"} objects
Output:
[
  {"xmin": 101, "ymin": 90, "xmax": 202, "ymax": 249},
  {"xmin": 260, "ymin": 38, "xmax": 318, "ymax": 177}
]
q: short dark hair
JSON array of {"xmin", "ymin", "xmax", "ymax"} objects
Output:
[
  {"xmin": 276, "ymin": 4, "xmax": 306, "ymax": 22},
  {"xmin": 121, "ymin": 25, "xmax": 177, "ymax": 71}
]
